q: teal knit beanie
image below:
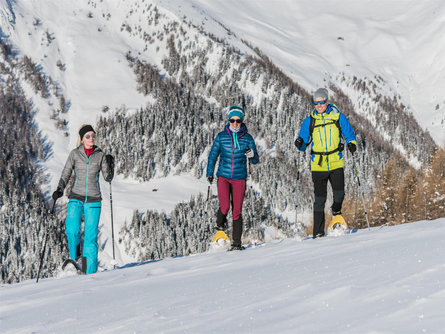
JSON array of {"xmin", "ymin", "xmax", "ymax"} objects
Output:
[{"xmin": 227, "ymin": 105, "xmax": 244, "ymax": 121}]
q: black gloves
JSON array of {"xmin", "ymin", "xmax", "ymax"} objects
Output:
[
  {"xmin": 347, "ymin": 142, "xmax": 357, "ymax": 154},
  {"xmin": 295, "ymin": 137, "xmax": 304, "ymax": 149},
  {"xmin": 105, "ymin": 154, "xmax": 114, "ymax": 166},
  {"xmin": 105, "ymin": 154, "xmax": 115, "ymax": 182},
  {"xmin": 52, "ymin": 187, "xmax": 63, "ymax": 201},
  {"xmin": 207, "ymin": 176, "xmax": 214, "ymax": 184},
  {"xmin": 245, "ymin": 147, "xmax": 254, "ymax": 158}
]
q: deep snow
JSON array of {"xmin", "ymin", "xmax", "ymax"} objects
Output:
[{"xmin": 1, "ymin": 218, "xmax": 444, "ymax": 333}]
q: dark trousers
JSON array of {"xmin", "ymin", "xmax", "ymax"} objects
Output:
[{"xmin": 311, "ymin": 168, "xmax": 345, "ymax": 236}]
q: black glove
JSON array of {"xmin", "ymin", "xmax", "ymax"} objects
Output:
[
  {"xmin": 52, "ymin": 187, "xmax": 63, "ymax": 201},
  {"xmin": 295, "ymin": 137, "xmax": 304, "ymax": 149},
  {"xmin": 105, "ymin": 154, "xmax": 115, "ymax": 181},
  {"xmin": 207, "ymin": 176, "xmax": 214, "ymax": 184},
  {"xmin": 105, "ymin": 154, "xmax": 114, "ymax": 166},
  {"xmin": 347, "ymin": 142, "xmax": 357, "ymax": 154},
  {"xmin": 245, "ymin": 147, "xmax": 254, "ymax": 158}
]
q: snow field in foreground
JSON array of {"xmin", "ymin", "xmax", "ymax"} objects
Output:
[{"xmin": 1, "ymin": 218, "xmax": 444, "ymax": 333}]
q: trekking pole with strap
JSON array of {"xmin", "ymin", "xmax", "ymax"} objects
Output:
[
  {"xmin": 206, "ymin": 183, "xmax": 212, "ymax": 230},
  {"xmin": 351, "ymin": 154, "xmax": 370, "ymax": 230},
  {"xmin": 294, "ymin": 153, "xmax": 301, "ymax": 236},
  {"xmin": 109, "ymin": 181, "xmax": 116, "ymax": 268},
  {"xmin": 248, "ymin": 161, "xmax": 255, "ymax": 231},
  {"xmin": 36, "ymin": 199, "xmax": 57, "ymax": 283}
]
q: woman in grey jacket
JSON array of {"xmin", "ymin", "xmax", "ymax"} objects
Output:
[{"xmin": 52, "ymin": 125, "xmax": 114, "ymax": 274}]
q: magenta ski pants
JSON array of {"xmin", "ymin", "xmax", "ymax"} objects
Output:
[{"xmin": 217, "ymin": 176, "xmax": 246, "ymax": 220}]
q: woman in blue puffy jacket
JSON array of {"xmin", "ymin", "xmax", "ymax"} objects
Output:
[{"xmin": 206, "ymin": 105, "xmax": 259, "ymax": 250}]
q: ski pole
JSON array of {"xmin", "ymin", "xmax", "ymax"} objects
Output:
[
  {"xmin": 36, "ymin": 199, "xmax": 57, "ymax": 283},
  {"xmin": 206, "ymin": 184, "xmax": 211, "ymax": 231},
  {"xmin": 351, "ymin": 154, "xmax": 370, "ymax": 230},
  {"xmin": 248, "ymin": 161, "xmax": 255, "ymax": 232},
  {"xmin": 109, "ymin": 181, "xmax": 116, "ymax": 268},
  {"xmin": 294, "ymin": 154, "xmax": 301, "ymax": 235}
]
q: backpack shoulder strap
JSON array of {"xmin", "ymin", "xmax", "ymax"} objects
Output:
[
  {"xmin": 330, "ymin": 104, "xmax": 343, "ymax": 136},
  {"xmin": 334, "ymin": 114, "xmax": 343, "ymax": 139},
  {"xmin": 308, "ymin": 115, "xmax": 315, "ymax": 144}
]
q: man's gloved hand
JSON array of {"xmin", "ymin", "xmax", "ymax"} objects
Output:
[
  {"xmin": 245, "ymin": 147, "xmax": 254, "ymax": 158},
  {"xmin": 105, "ymin": 154, "xmax": 115, "ymax": 181},
  {"xmin": 347, "ymin": 142, "xmax": 357, "ymax": 154},
  {"xmin": 295, "ymin": 137, "xmax": 304, "ymax": 149},
  {"xmin": 207, "ymin": 176, "xmax": 214, "ymax": 184},
  {"xmin": 348, "ymin": 142, "xmax": 357, "ymax": 154},
  {"xmin": 52, "ymin": 187, "xmax": 63, "ymax": 201}
]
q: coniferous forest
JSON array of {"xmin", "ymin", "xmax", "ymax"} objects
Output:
[{"xmin": 0, "ymin": 38, "xmax": 67, "ymax": 283}]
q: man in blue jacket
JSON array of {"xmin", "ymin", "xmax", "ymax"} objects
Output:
[
  {"xmin": 207, "ymin": 105, "xmax": 259, "ymax": 250},
  {"xmin": 295, "ymin": 88, "xmax": 357, "ymax": 238}
]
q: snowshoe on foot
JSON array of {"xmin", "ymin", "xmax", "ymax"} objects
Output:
[
  {"xmin": 61, "ymin": 258, "xmax": 82, "ymax": 275},
  {"xmin": 211, "ymin": 209, "xmax": 230, "ymax": 244},
  {"xmin": 212, "ymin": 230, "xmax": 230, "ymax": 243},
  {"xmin": 209, "ymin": 230, "xmax": 231, "ymax": 253},
  {"xmin": 327, "ymin": 215, "xmax": 348, "ymax": 236}
]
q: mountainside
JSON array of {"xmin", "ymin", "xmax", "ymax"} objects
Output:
[
  {"xmin": 177, "ymin": 0, "xmax": 445, "ymax": 146},
  {"xmin": 2, "ymin": 219, "xmax": 445, "ymax": 333},
  {"xmin": 0, "ymin": 0, "xmax": 443, "ymax": 283}
]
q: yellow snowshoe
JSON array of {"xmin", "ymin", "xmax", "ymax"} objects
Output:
[
  {"xmin": 209, "ymin": 230, "xmax": 231, "ymax": 253},
  {"xmin": 211, "ymin": 230, "xmax": 230, "ymax": 243},
  {"xmin": 327, "ymin": 215, "xmax": 348, "ymax": 235}
]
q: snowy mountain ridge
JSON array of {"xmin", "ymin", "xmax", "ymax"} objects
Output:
[
  {"xmin": 0, "ymin": 0, "xmax": 437, "ymax": 189},
  {"xmin": 177, "ymin": 0, "xmax": 445, "ymax": 145}
]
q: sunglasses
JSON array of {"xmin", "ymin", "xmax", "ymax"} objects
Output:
[
  {"xmin": 229, "ymin": 119, "xmax": 242, "ymax": 124},
  {"xmin": 313, "ymin": 100, "xmax": 327, "ymax": 106},
  {"xmin": 84, "ymin": 134, "xmax": 96, "ymax": 140}
]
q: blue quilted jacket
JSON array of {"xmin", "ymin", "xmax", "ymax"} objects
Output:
[{"xmin": 206, "ymin": 123, "xmax": 259, "ymax": 180}]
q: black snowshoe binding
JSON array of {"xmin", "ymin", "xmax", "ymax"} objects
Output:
[
  {"xmin": 61, "ymin": 244, "xmax": 87, "ymax": 274},
  {"xmin": 229, "ymin": 244, "xmax": 245, "ymax": 251}
]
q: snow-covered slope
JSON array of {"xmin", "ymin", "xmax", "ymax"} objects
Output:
[
  {"xmin": 172, "ymin": 0, "xmax": 445, "ymax": 145},
  {"xmin": 2, "ymin": 219, "xmax": 444, "ymax": 333}
]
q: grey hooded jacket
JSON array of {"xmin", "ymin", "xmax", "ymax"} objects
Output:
[{"xmin": 57, "ymin": 145, "xmax": 112, "ymax": 203}]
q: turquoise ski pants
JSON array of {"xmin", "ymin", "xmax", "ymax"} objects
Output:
[{"xmin": 66, "ymin": 199, "xmax": 102, "ymax": 274}]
